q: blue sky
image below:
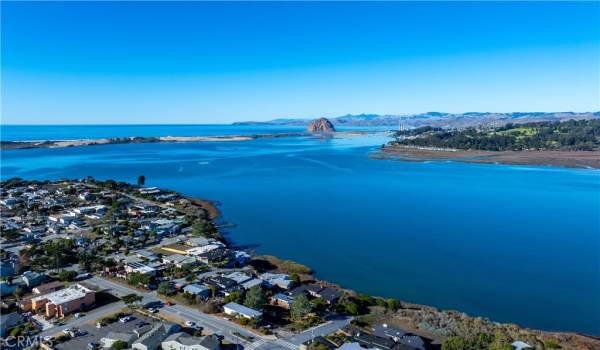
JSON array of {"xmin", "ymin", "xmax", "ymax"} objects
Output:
[{"xmin": 2, "ymin": 1, "xmax": 599, "ymax": 124}]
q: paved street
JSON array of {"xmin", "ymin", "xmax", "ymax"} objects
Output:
[
  {"xmin": 85, "ymin": 276, "xmax": 263, "ymax": 346},
  {"xmin": 80, "ymin": 276, "xmax": 349, "ymax": 350}
]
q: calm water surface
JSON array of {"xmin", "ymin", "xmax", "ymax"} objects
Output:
[{"xmin": 1, "ymin": 125, "xmax": 599, "ymax": 335}]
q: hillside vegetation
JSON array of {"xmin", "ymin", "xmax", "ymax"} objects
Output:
[{"xmin": 391, "ymin": 119, "xmax": 600, "ymax": 151}]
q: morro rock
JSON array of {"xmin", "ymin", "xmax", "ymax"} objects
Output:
[{"xmin": 307, "ymin": 117, "xmax": 336, "ymax": 133}]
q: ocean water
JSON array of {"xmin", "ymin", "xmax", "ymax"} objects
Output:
[
  {"xmin": 1, "ymin": 125, "xmax": 599, "ymax": 335},
  {"xmin": 0, "ymin": 124, "xmax": 390, "ymax": 141}
]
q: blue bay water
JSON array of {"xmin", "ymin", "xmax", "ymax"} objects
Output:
[{"xmin": 1, "ymin": 125, "xmax": 599, "ymax": 335}]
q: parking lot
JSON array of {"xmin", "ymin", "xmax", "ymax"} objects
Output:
[{"xmin": 55, "ymin": 313, "xmax": 157, "ymax": 350}]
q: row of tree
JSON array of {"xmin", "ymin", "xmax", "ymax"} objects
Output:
[{"xmin": 393, "ymin": 119, "xmax": 600, "ymax": 151}]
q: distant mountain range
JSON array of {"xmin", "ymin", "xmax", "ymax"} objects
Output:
[{"xmin": 233, "ymin": 112, "xmax": 600, "ymax": 129}]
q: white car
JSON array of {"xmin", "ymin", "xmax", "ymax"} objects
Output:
[
  {"xmin": 185, "ymin": 321, "xmax": 196, "ymax": 327},
  {"xmin": 119, "ymin": 316, "xmax": 134, "ymax": 323},
  {"xmin": 147, "ymin": 308, "xmax": 158, "ymax": 313},
  {"xmin": 62, "ymin": 328, "xmax": 72, "ymax": 335}
]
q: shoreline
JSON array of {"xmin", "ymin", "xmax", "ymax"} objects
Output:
[
  {"xmin": 2, "ymin": 177, "xmax": 599, "ymax": 349},
  {"xmin": 0, "ymin": 130, "xmax": 379, "ymax": 150},
  {"xmin": 191, "ymin": 193, "xmax": 600, "ymax": 348},
  {"xmin": 373, "ymin": 146, "xmax": 600, "ymax": 169}
]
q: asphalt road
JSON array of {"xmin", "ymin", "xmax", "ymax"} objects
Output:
[
  {"xmin": 85, "ymin": 276, "xmax": 262, "ymax": 346},
  {"xmin": 83, "ymin": 276, "xmax": 348, "ymax": 350}
]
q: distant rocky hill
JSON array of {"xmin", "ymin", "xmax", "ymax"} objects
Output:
[
  {"xmin": 307, "ymin": 117, "xmax": 336, "ymax": 133},
  {"xmin": 233, "ymin": 112, "xmax": 600, "ymax": 129}
]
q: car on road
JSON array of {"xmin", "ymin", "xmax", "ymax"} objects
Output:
[
  {"xmin": 119, "ymin": 316, "xmax": 134, "ymax": 323},
  {"xmin": 185, "ymin": 321, "xmax": 196, "ymax": 327},
  {"xmin": 87, "ymin": 342, "xmax": 100, "ymax": 349},
  {"xmin": 62, "ymin": 328, "xmax": 73, "ymax": 335}
]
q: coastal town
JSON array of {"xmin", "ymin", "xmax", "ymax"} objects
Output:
[{"xmin": 0, "ymin": 178, "xmax": 440, "ymax": 350}]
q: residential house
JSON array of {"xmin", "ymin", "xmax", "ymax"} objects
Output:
[
  {"xmin": 223, "ymin": 271, "xmax": 253, "ymax": 285},
  {"xmin": 260, "ymin": 273, "xmax": 292, "ymax": 289},
  {"xmin": 290, "ymin": 284, "xmax": 342, "ymax": 304},
  {"xmin": 204, "ymin": 276, "xmax": 236, "ymax": 291},
  {"xmin": 22, "ymin": 271, "xmax": 48, "ymax": 288},
  {"xmin": 223, "ymin": 302, "xmax": 262, "ymax": 320},
  {"xmin": 183, "ymin": 284, "xmax": 211, "ymax": 298},
  {"xmin": 101, "ymin": 332, "xmax": 136, "ymax": 348},
  {"xmin": 162, "ymin": 254, "xmax": 196, "ymax": 268},
  {"xmin": 132, "ymin": 323, "xmax": 180, "ymax": 350},
  {"xmin": 162, "ymin": 333, "xmax": 221, "ymax": 350},
  {"xmin": 126, "ymin": 262, "xmax": 158, "ymax": 276},
  {"xmin": 272, "ymin": 293, "xmax": 294, "ymax": 309},
  {"xmin": 186, "ymin": 242, "xmax": 226, "ymax": 256},
  {"xmin": 33, "ymin": 281, "xmax": 64, "ymax": 295},
  {"xmin": 316, "ymin": 287, "xmax": 343, "ymax": 305},
  {"xmin": 372, "ymin": 324, "xmax": 425, "ymax": 350},
  {"xmin": 0, "ymin": 281, "xmax": 17, "ymax": 297},
  {"xmin": 196, "ymin": 248, "xmax": 231, "ymax": 265},
  {"xmin": 241, "ymin": 278, "xmax": 263, "ymax": 290}
]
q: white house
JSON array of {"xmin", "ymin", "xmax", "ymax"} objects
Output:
[
  {"xmin": 223, "ymin": 302, "xmax": 262, "ymax": 320},
  {"xmin": 162, "ymin": 333, "xmax": 221, "ymax": 350}
]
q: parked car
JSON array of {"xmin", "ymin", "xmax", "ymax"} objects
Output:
[
  {"xmin": 119, "ymin": 316, "xmax": 134, "ymax": 323},
  {"xmin": 62, "ymin": 328, "xmax": 72, "ymax": 335},
  {"xmin": 87, "ymin": 342, "xmax": 100, "ymax": 349},
  {"xmin": 185, "ymin": 321, "xmax": 196, "ymax": 327},
  {"xmin": 147, "ymin": 308, "xmax": 158, "ymax": 313}
]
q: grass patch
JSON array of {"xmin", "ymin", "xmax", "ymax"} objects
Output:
[{"xmin": 252, "ymin": 255, "xmax": 312, "ymax": 275}]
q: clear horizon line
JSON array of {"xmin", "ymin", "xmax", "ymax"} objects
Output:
[{"xmin": 2, "ymin": 110, "xmax": 599, "ymax": 126}]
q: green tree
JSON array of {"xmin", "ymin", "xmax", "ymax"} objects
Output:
[
  {"xmin": 339, "ymin": 300, "xmax": 359, "ymax": 315},
  {"xmin": 122, "ymin": 293, "xmax": 143, "ymax": 307},
  {"xmin": 137, "ymin": 175, "xmax": 146, "ymax": 186},
  {"xmin": 290, "ymin": 272, "xmax": 300, "ymax": 285},
  {"xmin": 224, "ymin": 291, "xmax": 243, "ymax": 304},
  {"xmin": 386, "ymin": 298, "xmax": 401, "ymax": 311},
  {"xmin": 442, "ymin": 336, "xmax": 468, "ymax": 350},
  {"xmin": 489, "ymin": 332, "xmax": 512, "ymax": 350},
  {"xmin": 544, "ymin": 340, "xmax": 560, "ymax": 349},
  {"xmin": 58, "ymin": 270, "xmax": 77, "ymax": 281},
  {"xmin": 157, "ymin": 282, "xmax": 175, "ymax": 296},
  {"xmin": 112, "ymin": 340, "xmax": 129, "ymax": 350},
  {"xmin": 127, "ymin": 272, "xmax": 152, "ymax": 286},
  {"xmin": 243, "ymin": 286, "xmax": 267, "ymax": 310},
  {"xmin": 290, "ymin": 294, "xmax": 313, "ymax": 321}
]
